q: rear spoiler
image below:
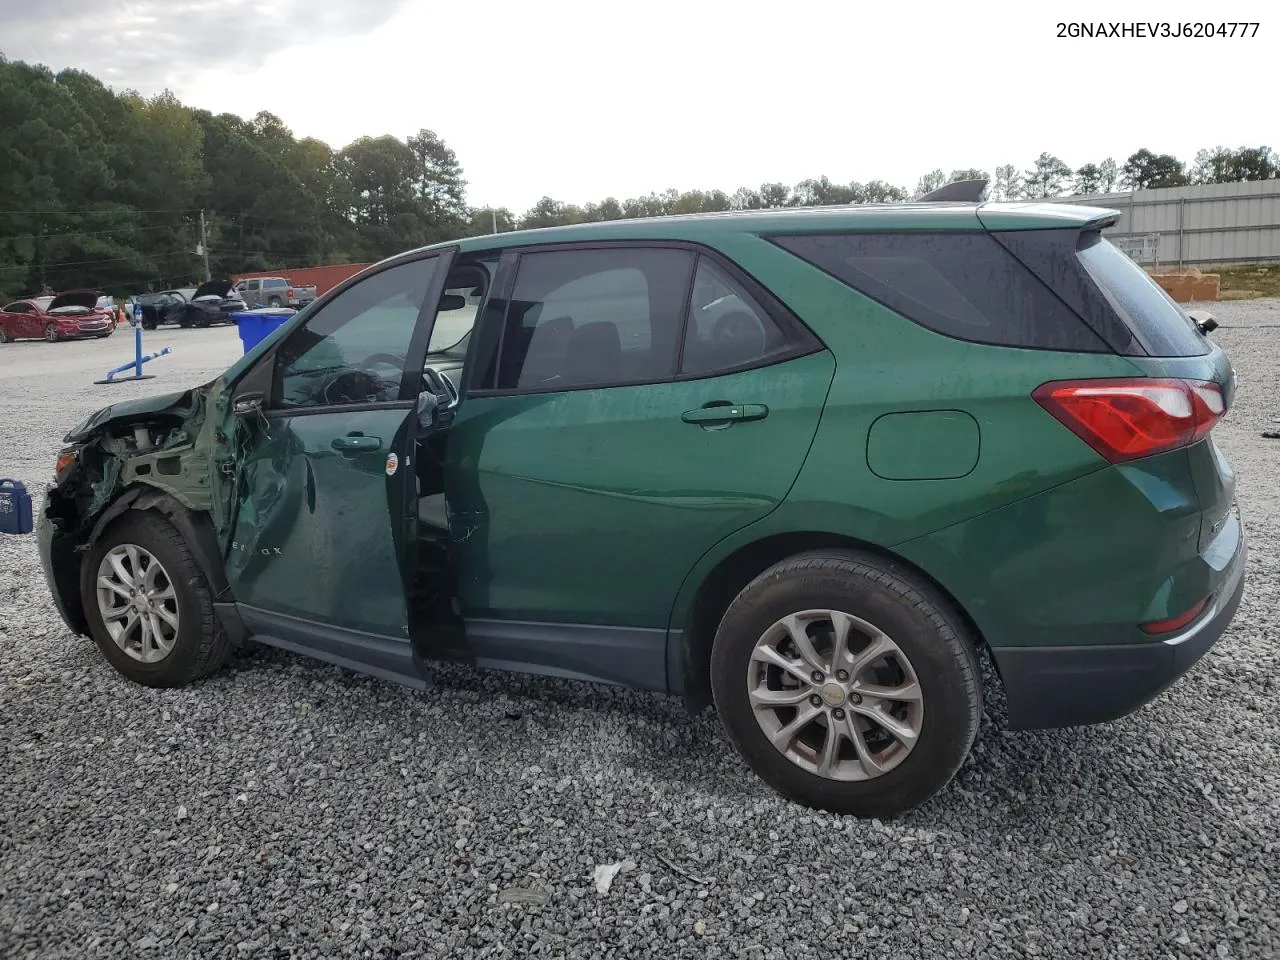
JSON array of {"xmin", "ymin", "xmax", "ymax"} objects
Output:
[{"xmin": 917, "ymin": 179, "xmax": 989, "ymax": 202}]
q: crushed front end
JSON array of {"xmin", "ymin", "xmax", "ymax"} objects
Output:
[{"xmin": 37, "ymin": 378, "xmax": 242, "ymax": 636}]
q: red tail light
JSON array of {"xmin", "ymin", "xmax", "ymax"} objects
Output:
[
  {"xmin": 1140, "ymin": 597, "xmax": 1209, "ymax": 635},
  {"xmin": 1033, "ymin": 378, "xmax": 1225, "ymax": 463},
  {"xmin": 286, "ymin": 287, "xmax": 294, "ymax": 298}
]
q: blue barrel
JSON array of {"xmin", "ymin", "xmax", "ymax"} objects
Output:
[
  {"xmin": 0, "ymin": 479, "xmax": 33, "ymax": 535},
  {"xmin": 231, "ymin": 308, "xmax": 294, "ymax": 354}
]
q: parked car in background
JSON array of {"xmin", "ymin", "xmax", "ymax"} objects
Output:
[
  {"xmin": 132, "ymin": 290, "xmax": 189, "ymax": 330},
  {"xmin": 0, "ymin": 290, "xmax": 116, "ymax": 342},
  {"xmin": 236, "ymin": 276, "xmax": 317, "ymax": 309},
  {"xmin": 170, "ymin": 280, "xmax": 245, "ymax": 328},
  {"xmin": 35, "ymin": 201, "xmax": 1244, "ymax": 817}
]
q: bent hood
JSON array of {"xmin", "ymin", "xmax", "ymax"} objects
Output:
[
  {"xmin": 192, "ymin": 279, "xmax": 236, "ymax": 300},
  {"xmin": 64, "ymin": 382, "xmax": 214, "ymax": 443},
  {"xmin": 48, "ymin": 289, "xmax": 102, "ymax": 311}
]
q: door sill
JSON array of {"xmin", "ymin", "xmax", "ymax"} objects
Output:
[{"xmin": 237, "ymin": 604, "xmax": 430, "ymax": 691}]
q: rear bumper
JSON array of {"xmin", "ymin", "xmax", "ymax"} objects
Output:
[{"xmin": 993, "ymin": 510, "xmax": 1246, "ymax": 730}]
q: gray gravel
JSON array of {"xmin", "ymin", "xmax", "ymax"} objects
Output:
[{"xmin": 2, "ymin": 307, "xmax": 1278, "ymax": 959}]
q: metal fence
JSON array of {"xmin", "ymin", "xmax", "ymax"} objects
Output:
[{"xmin": 1045, "ymin": 179, "xmax": 1280, "ymax": 269}]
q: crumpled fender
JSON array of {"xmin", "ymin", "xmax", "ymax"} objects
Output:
[{"xmin": 87, "ymin": 485, "xmax": 231, "ymax": 600}]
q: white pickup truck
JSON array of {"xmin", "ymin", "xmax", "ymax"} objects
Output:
[{"xmin": 234, "ymin": 276, "xmax": 317, "ymax": 309}]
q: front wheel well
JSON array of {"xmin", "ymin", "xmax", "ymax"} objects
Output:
[{"xmin": 678, "ymin": 532, "xmax": 988, "ymax": 711}]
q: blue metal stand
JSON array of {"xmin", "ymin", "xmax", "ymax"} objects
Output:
[{"xmin": 95, "ymin": 312, "xmax": 171, "ymax": 385}]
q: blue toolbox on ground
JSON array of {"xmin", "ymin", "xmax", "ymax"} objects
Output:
[{"xmin": 0, "ymin": 479, "xmax": 34, "ymax": 535}]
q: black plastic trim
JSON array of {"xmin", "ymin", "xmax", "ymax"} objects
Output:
[
  {"xmin": 990, "ymin": 228, "xmax": 1147, "ymax": 356},
  {"xmin": 399, "ymin": 247, "xmax": 460, "ymax": 401},
  {"xmin": 465, "ymin": 618, "xmax": 669, "ymax": 691},
  {"xmin": 992, "ymin": 538, "xmax": 1246, "ymax": 730},
  {"xmin": 263, "ymin": 400, "xmax": 413, "ymax": 419},
  {"xmin": 238, "ymin": 603, "xmax": 431, "ymax": 690}
]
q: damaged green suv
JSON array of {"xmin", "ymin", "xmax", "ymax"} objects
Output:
[{"xmin": 38, "ymin": 201, "xmax": 1245, "ymax": 817}]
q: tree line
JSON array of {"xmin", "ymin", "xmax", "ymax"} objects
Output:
[{"xmin": 2, "ymin": 54, "xmax": 1276, "ymax": 301}]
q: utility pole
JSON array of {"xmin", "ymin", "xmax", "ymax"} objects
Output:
[
  {"xmin": 491, "ymin": 208, "xmax": 498, "ymax": 234},
  {"xmin": 199, "ymin": 209, "xmax": 211, "ymax": 281}
]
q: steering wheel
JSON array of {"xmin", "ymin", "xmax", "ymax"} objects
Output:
[
  {"xmin": 321, "ymin": 370, "xmax": 383, "ymax": 406},
  {"xmin": 362, "ymin": 352, "xmax": 406, "ymax": 370}
]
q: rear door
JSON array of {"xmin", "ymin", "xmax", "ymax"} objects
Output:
[
  {"xmin": 442, "ymin": 243, "xmax": 832, "ymax": 683},
  {"xmin": 223, "ymin": 250, "xmax": 454, "ymax": 678},
  {"xmin": 18, "ymin": 303, "xmax": 41, "ymax": 339}
]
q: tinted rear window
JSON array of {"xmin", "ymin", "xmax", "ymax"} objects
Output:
[
  {"xmin": 773, "ymin": 233, "xmax": 1107, "ymax": 353},
  {"xmin": 1075, "ymin": 234, "xmax": 1208, "ymax": 357}
]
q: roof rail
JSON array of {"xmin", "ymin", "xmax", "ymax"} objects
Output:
[{"xmin": 916, "ymin": 178, "xmax": 989, "ymax": 203}]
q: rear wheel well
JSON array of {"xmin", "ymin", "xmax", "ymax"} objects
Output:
[{"xmin": 679, "ymin": 532, "xmax": 987, "ymax": 711}]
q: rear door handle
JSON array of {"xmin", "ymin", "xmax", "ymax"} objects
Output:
[
  {"xmin": 331, "ymin": 434, "xmax": 382, "ymax": 453},
  {"xmin": 681, "ymin": 403, "xmax": 769, "ymax": 426}
]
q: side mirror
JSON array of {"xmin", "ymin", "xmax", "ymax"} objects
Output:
[
  {"xmin": 1186, "ymin": 308, "xmax": 1218, "ymax": 335},
  {"xmin": 232, "ymin": 392, "xmax": 264, "ymax": 417}
]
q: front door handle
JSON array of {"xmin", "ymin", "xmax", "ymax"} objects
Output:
[
  {"xmin": 681, "ymin": 403, "xmax": 769, "ymax": 426},
  {"xmin": 331, "ymin": 434, "xmax": 382, "ymax": 453}
]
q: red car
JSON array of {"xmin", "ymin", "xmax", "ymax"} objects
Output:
[{"xmin": 0, "ymin": 290, "xmax": 116, "ymax": 343}]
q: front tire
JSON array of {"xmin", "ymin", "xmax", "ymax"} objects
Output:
[
  {"xmin": 81, "ymin": 511, "xmax": 230, "ymax": 687},
  {"xmin": 0, "ymin": 325, "xmax": 10, "ymax": 343},
  {"xmin": 44, "ymin": 323, "xmax": 59, "ymax": 343},
  {"xmin": 710, "ymin": 551, "xmax": 981, "ymax": 818}
]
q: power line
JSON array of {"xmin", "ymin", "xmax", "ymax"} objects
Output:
[
  {"xmin": 0, "ymin": 251, "xmax": 200, "ymax": 272},
  {"xmin": 0, "ymin": 207, "xmax": 201, "ymax": 216},
  {"xmin": 0, "ymin": 223, "xmax": 191, "ymax": 243}
]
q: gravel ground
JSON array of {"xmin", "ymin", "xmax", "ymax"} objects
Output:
[{"xmin": 1, "ymin": 307, "xmax": 1278, "ymax": 960}]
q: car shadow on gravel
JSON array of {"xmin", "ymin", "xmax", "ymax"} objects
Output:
[{"xmin": 221, "ymin": 639, "xmax": 1237, "ymax": 830}]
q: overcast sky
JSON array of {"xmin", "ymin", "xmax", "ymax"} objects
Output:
[{"xmin": 2, "ymin": 0, "xmax": 1274, "ymax": 212}]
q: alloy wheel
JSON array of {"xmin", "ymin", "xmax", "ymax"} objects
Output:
[
  {"xmin": 95, "ymin": 544, "xmax": 180, "ymax": 663},
  {"xmin": 747, "ymin": 609, "xmax": 924, "ymax": 781},
  {"xmin": 44, "ymin": 324, "xmax": 58, "ymax": 342}
]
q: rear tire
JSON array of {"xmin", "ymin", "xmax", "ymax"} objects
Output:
[
  {"xmin": 710, "ymin": 550, "xmax": 981, "ymax": 818},
  {"xmin": 267, "ymin": 296, "xmax": 283, "ymax": 307},
  {"xmin": 81, "ymin": 511, "xmax": 231, "ymax": 688},
  {"xmin": 0, "ymin": 326, "xmax": 9, "ymax": 343}
]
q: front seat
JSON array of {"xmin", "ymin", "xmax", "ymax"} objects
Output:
[
  {"xmin": 563, "ymin": 321, "xmax": 622, "ymax": 384},
  {"xmin": 710, "ymin": 310, "xmax": 766, "ymax": 369}
]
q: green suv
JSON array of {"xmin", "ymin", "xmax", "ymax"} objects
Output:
[{"xmin": 37, "ymin": 201, "xmax": 1245, "ymax": 817}]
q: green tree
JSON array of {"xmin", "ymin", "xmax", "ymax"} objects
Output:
[
  {"xmin": 948, "ymin": 168, "xmax": 990, "ymax": 184},
  {"xmin": 520, "ymin": 196, "xmax": 573, "ymax": 229},
  {"xmin": 1191, "ymin": 145, "xmax": 1278, "ymax": 184},
  {"xmin": 1120, "ymin": 149, "xmax": 1189, "ymax": 189},
  {"xmin": 1023, "ymin": 152, "xmax": 1072, "ymax": 198},
  {"xmin": 861, "ymin": 180, "xmax": 908, "ymax": 203},
  {"xmin": 1074, "ymin": 163, "xmax": 1103, "ymax": 194},
  {"xmin": 1097, "ymin": 158, "xmax": 1118, "ymax": 192},
  {"xmin": 757, "ymin": 182, "xmax": 793, "ymax": 208},
  {"xmin": 465, "ymin": 206, "xmax": 516, "ymax": 234},
  {"xmin": 990, "ymin": 164, "xmax": 1022, "ymax": 201},
  {"xmin": 914, "ymin": 169, "xmax": 947, "ymax": 198},
  {"xmin": 794, "ymin": 176, "xmax": 856, "ymax": 206},
  {"xmin": 582, "ymin": 197, "xmax": 624, "ymax": 222},
  {"xmin": 407, "ymin": 128, "xmax": 467, "ymax": 223}
]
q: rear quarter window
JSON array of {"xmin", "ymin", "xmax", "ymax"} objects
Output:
[
  {"xmin": 1074, "ymin": 234, "xmax": 1209, "ymax": 357},
  {"xmin": 772, "ymin": 233, "xmax": 1108, "ymax": 353}
]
